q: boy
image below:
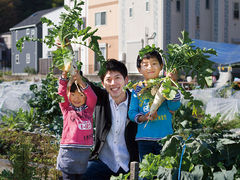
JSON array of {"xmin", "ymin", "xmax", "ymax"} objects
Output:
[
  {"xmin": 128, "ymin": 50, "xmax": 181, "ymax": 162},
  {"xmin": 57, "ymin": 70, "xmax": 97, "ymax": 180}
]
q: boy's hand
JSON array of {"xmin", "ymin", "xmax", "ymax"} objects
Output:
[
  {"xmin": 167, "ymin": 71, "xmax": 178, "ymax": 82},
  {"xmin": 167, "ymin": 68, "xmax": 178, "ymax": 86},
  {"xmin": 147, "ymin": 111, "xmax": 158, "ymax": 120},
  {"xmin": 138, "ymin": 111, "xmax": 158, "ymax": 122}
]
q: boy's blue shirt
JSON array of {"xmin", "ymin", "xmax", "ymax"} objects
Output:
[{"xmin": 128, "ymin": 83, "xmax": 181, "ymax": 141}]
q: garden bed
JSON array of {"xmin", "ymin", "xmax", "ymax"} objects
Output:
[{"xmin": 0, "ymin": 128, "xmax": 61, "ymax": 179}]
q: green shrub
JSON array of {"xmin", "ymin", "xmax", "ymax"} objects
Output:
[
  {"xmin": 24, "ymin": 66, "xmax": 37, "ymax": 75},
  {"xmin": 0, "ymin": 70, "xmax": 12, "ymax": 77}
]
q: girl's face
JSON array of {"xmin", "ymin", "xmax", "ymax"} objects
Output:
[
  {"xmin": 68, "ymin": 90, "xmax": 86, "ymax": 107},
  {"xmin": 138, "ymin": 57, "xmax": 163, "ymax": 80}
]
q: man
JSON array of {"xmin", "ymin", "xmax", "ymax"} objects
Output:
[{"xmin": 83, "ymin": 59, "xmax": 139, "ymax": 180}]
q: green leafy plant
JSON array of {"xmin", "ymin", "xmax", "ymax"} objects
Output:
[
  {"xmin": 1, "ymin": 108, "xmax": 35, "ymax": 131},
  {"xmin": 0, "ymin": 70, "xmax": 12, "ymax": 77},
  {"xmin": 110, "ymin": 173, "xmax": 130, "ymax": 180},
  {"xmin": 139, "ymin": 153, "xmax": 178, "ymax": 179},
  {"xmin": 24, "ymin": 66, "xmax": 37, "ymax": 74},
  {"xmin": 0, "ymin": 129, "xmax": 61, "ymax": 179},
  {"xmin": 0, "ymin": 137, "xmax": 38, "ymax": 180},
  {"xmin": 16, "ymin": 0, "xmax": 106, "ymax": 76},
  {"xmin": 137, "ymin": 130, "xmax": 240, "ymax": 180},
  {"xmin": 27, "ymin": 72, "xmax": 63, "ymax": 137}
]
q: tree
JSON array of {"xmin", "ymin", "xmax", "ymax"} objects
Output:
[
  {"xmin": 0, "ymin": 0, "xmax": 20, "ymax": 34},
  {"xmin": 0, "ymin": 0, "xmax": 64, "ymax": 34}
]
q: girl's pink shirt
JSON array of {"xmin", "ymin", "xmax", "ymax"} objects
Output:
[{"xmin": 58, "ymin": 78, "xmax": 97, "ymax": 148}]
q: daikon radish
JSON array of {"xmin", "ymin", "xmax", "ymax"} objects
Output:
[
  {"xmin": 144, "ymin": 84, "xmax": 166, "ymax": 128},
  {"xmin": 149, "ymin": 84, "xmax": 165, "ymax": 117}
]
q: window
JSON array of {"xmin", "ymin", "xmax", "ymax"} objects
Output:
[
  {"xmin": 95, "ymin": 44, "xmax": 106, "ymax": 71},
  {"xmin": 95, "ymin": 12, "xmax": 106, "ymax": 26},
  {"xmin": 77, "ymin": 17, "xmax": 86, "ymax": 30},
  {"xmin": 146, "ymin": 0, "xmax": 150, "ymax": 12},
  {"xmin": 15, "ymin": 54, "xmax": 19, "ymax": 64},
  {"xmin": 15, "ymin": 31, "xmax": 18, "ymax": 41},
  {"xmin": 196, "ymin": 16, "xmax": 200, "ymax": 29},
  {"xmin": 26, "ymin": 53, "xmax": 30, "ymax": 64},
  {"xmin": 234, "ymin": 2, "xmax": 239, "ymax": 19},
  {"xmin": 47, "ymin": 51, "xmax": 52, "ymax": 58},
  {"xmin": 26, "ymin": 29, "xmax": 30, "ymax": 36},
  {"xmin": 206, "ymin": 0, "xmax": 210, "ymax": 9},
  {"xmin": 74, "ymin": 51, "xmax": 79, "ymax": 61},
  {"xmin": 31, "ymin": 29, "xmax": 35, "ymax": 38},
  {"xmin": 82, "ymin": 17, "xmax": 86, "ymax": 29},
  {"xmin": 129, "ymin": 8, "xmax": 133, "ymax": 17},
  {"xmin": 176, "ymin": 0, "xmax": 180, "ymax": 12}
]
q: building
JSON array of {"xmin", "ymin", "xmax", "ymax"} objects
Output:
[
  {"xmin": 10, "ymin": 7, "xmax": 61, "ymax": 75},
  {"xmin": 119, "ymin": 0, "xmax": 240, "ymax": 73},
  {"xmin": 0, "ymin": 32, "xmax": 11, "ymax": 70},
  {"xmin": 42, "ymin": 7, "xmax": 65, "ymax": 59},
  {"xmin": 87, "ymin": 0, "xmax": 119, "ymax": 74}
]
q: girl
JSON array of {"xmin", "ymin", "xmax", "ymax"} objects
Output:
[{"xmin": 57, "ymin": 70, "xmax": 97, "ymax": 180}]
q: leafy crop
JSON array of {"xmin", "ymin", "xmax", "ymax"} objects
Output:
[
  {"xmin": 16, "ymin": 0, "xmax": 106, "ymax": 76},
  {"xmin": 1, "ymin": 108, "xmax": 35, "ymax": 131},
  {"xmin": 0, "ymin": 136, "xmax": 37, "ymax": 180},
  {"xmin": 137, "ymin": 130, "xmax": 240, "ymax": 180},
  {"xmin": 27, "ymin": 72, "xmax": 63, "ymax": 137}
]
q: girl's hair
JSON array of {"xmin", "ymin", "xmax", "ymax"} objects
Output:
[
  {"xmin": 136, "ymin": 50, "xmax": 163, "ymax": 68},
  {"xmin": 100, "ymin": 59, "xmax": 128, "ymax": 81}
]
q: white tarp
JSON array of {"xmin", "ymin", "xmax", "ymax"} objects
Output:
[
  {"xmin": 187, "ymin": 88, "xmax": 240, "ymax": 122},
  {"xmin": 0, "ymin": 81, "xmax": 38, "ymax": 120},
  {"xmin": 205, "ymin": 98, "xmax": 240, "ymax": 122}
]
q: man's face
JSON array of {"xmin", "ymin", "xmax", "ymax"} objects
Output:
[{"xmin": 102, "ymin": 71, "xmax": 128, "ymax": 100}]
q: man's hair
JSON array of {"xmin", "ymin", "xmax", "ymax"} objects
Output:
[
  {"xmin": 136, "ymin": 50, "xmax": 163, "ymax": 68},
  {"xmin": 100, "ymin": 59, "xmax": 128, "ymax": 81}
]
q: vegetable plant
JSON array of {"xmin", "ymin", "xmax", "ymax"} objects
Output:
[
  {"xmin": 126, "ymin": 31, "xmax": 217, "ymax": 121},
  {"xmin": 16, "ymin": 0, "xmax": 106, "ymax": 76}
]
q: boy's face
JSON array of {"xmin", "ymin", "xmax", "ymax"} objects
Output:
[
  {"xmin": 102, "ymin": 70, "xmax": 128, "ymax": 100},
  {"xmin": 68, "ymin": 90, "xmax": 86, "ymax": 107},
  {"xmin": 138, "ymin": 57, "xmax": 163, "ymax": 80}
]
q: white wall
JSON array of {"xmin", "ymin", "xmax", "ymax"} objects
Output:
[
  {"xmin": 42, "ymin": 7, "xmax": 65, "ymax": 59},
  {"xmin": 120, "ymin": 0, "xmax": 158, "ymax": 73}
]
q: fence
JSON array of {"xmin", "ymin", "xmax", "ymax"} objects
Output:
[{"xmin": 39, "ymin": 58, "xmax": 61, "ymax": 75}]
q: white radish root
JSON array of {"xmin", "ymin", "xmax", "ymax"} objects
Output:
[{"xmin": 144, "ymin": 85, "xmax": 166, "ymax": 128}]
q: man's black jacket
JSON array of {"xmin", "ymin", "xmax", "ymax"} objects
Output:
[{"xmin": 88, "ymin": 81, "xmax": 139, "ymax": 164}]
